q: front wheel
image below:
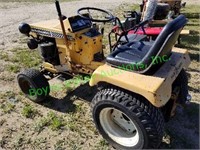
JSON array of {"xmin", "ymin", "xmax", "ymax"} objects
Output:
[
  {"xmin": 91, "ymin": 87, "xmax": 164, "ymax": 149},
  {"xmin": 17, "ymin": 69, "xmax": 50, "ymax": 102}
]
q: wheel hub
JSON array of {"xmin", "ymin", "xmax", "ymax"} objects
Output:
[
  {"xmin": 99, "ymin": 108, "xmax": 140, "ymax": 147},
  {"xmin": 111, "ymin": 110, "xmax": 136, "ymax": 134}
]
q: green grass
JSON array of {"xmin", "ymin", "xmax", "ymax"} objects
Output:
[
  {"xmin": 0, "ymin": 53, "xmax": 10, "ymax": 61},
  {"xmin": 11, "ymin": 48, "xmax": 42, "ymax": 68},
  {"xmin": 6, "ymin": 64, "xmax": 21, "ymax": 73},
  {"xmin": 2, "ymin": 91, "xmax": 16, "ymax": 98},
  {"xmin": 96, "ymin": 139, "xmax": 109, "ymax": 149},
  {"xmin": 34, "ymin": 112, "xmax": 65, "ymax": 132},
  {"xmin": 48, "ymin": 112, "xmax": 65, "ymax": 130},
  {"xmin": 4, "ymin": 47, "xmax": 42, "ymax": 73},
  {"xmin": 21, "ymin": 104, "xmax": 38, "ymax": 118},
  {"xmin": 34, "ymin": 117, "xmax": 49, "ymax": 133},
  {"xmin": 54, "ymin": 140, "xmax": 65, "ymax": 150},
  {"xmin": 177, "ymin": 5, "xmax": 200, "ymax": 65},
  {"xmin": 182, "ymin": 5, "xmax": 200, "ymax": 18},
  {"xmin": 62, "ymin": 75, "xmax": 90, "ymax": 92},
  {"xmin": 0, "ymin": 103, "xmax": 15, "ymax": 114}
]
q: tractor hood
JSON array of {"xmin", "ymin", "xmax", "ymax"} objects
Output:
[
  {"xmin": 30, "ymin": 19, "xmax": 61, "ymax": 32},
  {"xmin": 19, "ymin": 13, "xmax": 92, "ymax": 39},
  {"xmin": 29, "ymin": 19, "xmax": 66, "ymax": 39}
]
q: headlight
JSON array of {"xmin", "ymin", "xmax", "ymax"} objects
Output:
[{"xmin": 19, "ymin": 23, "xmax": 31, "ymax": 35}]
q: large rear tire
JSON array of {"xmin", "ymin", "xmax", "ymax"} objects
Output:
[
  {"xmin": 91, "ymin": 87, "xmax": 164, "ymax": 149},
  {"xmin": 17, "ymin": 69, "xmax": 50, "ymax": 102}
]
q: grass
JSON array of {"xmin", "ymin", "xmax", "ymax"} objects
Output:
[
  {"xmin": 21, "ymin": 104, "xmax": 38, "ymax": 118},
  {"xmin": 181, "ymin": 5, "xmax": 200, "ymax": 18},
  {"xmin": 62, "ymin": 75, "xmax": 90, "ymax": 92},
  {"xmin": 11, "ymin": 48, "xmax": 42, "ymax": 68},
  {"xmin": 3, "ymin": 47, "xmax": 42, "ymax": 73},
  {"xmin": 6, "ymin": 64, "xmax": 21, "ymax": 73},
  {"xmin": 30, "ymin": 137, "xmax": 47, "ymax": 149},
  {"xmin": 0, "ymin": 103, "xmax": 15, "ymax": 114},
  {"xmin": 176, "ymin": 6, "xmax": 200, "ymax": 70},
  {"xmin": 0, "ymin": 73, "xmax": 15, "ymax": 81},
  {"xmin": 180, "ymin": 19, "xmax": 199, "ymax": 52},
  {"xmin": 54, "ymin": 140, "xmax": 65, "ymax": 150},
  {"xmin": 48, "ymin": 112, "xmax": 65, "ymax": 130},
  {"xmin": 0, "ymin": 53, "xmax": 10, "ymax": 61},
  {"xmin": 0, "ymin": 92, "xmax": 17, "ymax": 114},
  {"xmin": 34, "ymin": 117, "xmax": 49, "ymax": 133},
  {"xmin": 34, "ymin": 112, "xmax": 65, "ymax": 132},
  {"xmin": 13, "ymin": 134, "xmax": 24, "ymax": 148},
  {"xmin": 96, "ymin": 139, "xmax": 109, "ymax": 149}
]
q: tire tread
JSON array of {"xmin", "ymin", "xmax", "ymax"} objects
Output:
[{"xmin": 91, "ymin": 86, "xmax": 164, "ymax": 149}]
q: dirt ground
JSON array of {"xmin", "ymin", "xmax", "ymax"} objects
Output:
[{"xmin": 0, "ymin": 0, "xmax": 199, "ymax": 149}]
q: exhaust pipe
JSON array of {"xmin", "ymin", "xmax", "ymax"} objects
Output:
[{"xmin": 55, "ymin": 0, "xmax": 68, "ymax": 45}]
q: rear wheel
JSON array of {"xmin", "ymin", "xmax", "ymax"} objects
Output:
[
  {"xmin": 91, "ymin": 87, "xmax": 164, "ymax": 149},
  {"xmin": 174, "ymin": 69, "xmax": 190, "ymax": 104},
  {"xmin": 17, "ymin": 69, "xmax": 50, "ymax": 102}
]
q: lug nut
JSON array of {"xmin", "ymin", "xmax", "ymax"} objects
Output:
[{"xmin": 185, "ymin": 94, "xmax": 192, "ymax": 105}]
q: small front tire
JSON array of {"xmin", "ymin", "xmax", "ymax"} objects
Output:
[{"xmin": 17, "ymin": 69, "xmax": 50, "ymax": 102}]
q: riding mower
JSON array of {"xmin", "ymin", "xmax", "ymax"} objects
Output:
[
  {"xmin": 17, "ymin": 0, "xmax": 191, "ymax": 149},
  {"xmin": 113, "ymin": 0, "xmax": 189, "ymax": 42}
]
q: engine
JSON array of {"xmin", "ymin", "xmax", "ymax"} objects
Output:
[
  {"xmin": 39, "ymin": 40, "xmax": 60, "ymax": 65},
  {"xmin": 19, "ymin": 23, "xmax": 60, "ymax": 65}
]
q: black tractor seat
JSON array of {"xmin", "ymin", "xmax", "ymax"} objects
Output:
[
  {"xmin": 106, "ymin": 41, "xmax": 153, "ymax": 69},
  {"xmin": 106, "ymin": 15, "xmax": 187, "ymax": 74}
]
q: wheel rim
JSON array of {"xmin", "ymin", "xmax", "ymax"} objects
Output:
[
  {"xmin": 18, "ymin": 77, "xmax": 37, "ymax": 101},
  {"xmin": 99, "ymin": 108, "xmax": 140, "ymax": 147}
]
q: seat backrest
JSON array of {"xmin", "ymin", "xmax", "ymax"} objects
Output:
[{"xmin": 141, "ymin": 15, "xmax": 187, "ymax": 73}]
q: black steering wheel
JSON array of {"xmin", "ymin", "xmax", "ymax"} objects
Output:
[{"xmin": 77, "ymin": 7, "xmax": 115, "ymax": 23}]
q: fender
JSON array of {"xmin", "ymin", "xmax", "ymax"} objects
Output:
[{"xmin": 89, "ymin": 47, "xmax": 190, "ymax": 107}]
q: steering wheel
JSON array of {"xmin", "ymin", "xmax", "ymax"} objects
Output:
[{"xmin": 77, "ymin": 7, "xmax": 115, "ymax": 23}]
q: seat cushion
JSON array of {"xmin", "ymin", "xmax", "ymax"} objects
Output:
[
  {"xmin": 106, "ymin": 41, "xmax": 153, "ymax": 72},
  {"xmin": 120, "ymin": 34, "xmax": 147, "ymax": 42}
]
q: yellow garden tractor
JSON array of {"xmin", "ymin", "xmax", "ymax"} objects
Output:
[{"xmin": 17, "ymin": 0, "xmax": 191, "ymax": 149}]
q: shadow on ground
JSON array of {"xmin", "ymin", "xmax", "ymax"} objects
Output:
[
  {"xmin": 38, "ymin": 82, "xmax": 199, "ymax": 149},
  {"xmin": 160, "ymin": 102, "xmax": 199, "ymax": 149},
  {"xmin": 40, "ymin": 83, "xmax": 97, "ymax": 113}
]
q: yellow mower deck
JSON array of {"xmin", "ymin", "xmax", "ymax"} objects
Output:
[{"xmin": 89, "ymin": 47, "xmax": 190, "ymax": 107}]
